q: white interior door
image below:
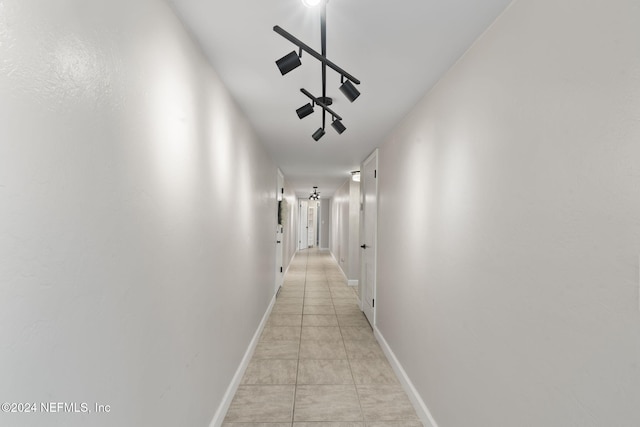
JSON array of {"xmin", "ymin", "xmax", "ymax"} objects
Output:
[
  {"xmin": 361, "ymin": 150, "xmax": 378, "ymax": 326},
  {"xmin": 299, "ymin": 200, "xmax": 308, "ymax": 250},
  {"xmin": 307, "ymin": 205, "xmax": 315, "ymax": 248}
]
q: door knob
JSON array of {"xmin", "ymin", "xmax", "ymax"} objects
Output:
[{"xmin": 360, "ymin": 244, "xmax": 367, "ymax": 249}]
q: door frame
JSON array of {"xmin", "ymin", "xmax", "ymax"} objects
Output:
[
  {"xmin": 360, "ymin": 149, "xmax": 378, "ymax": 326},
  {"xmin": 275, "ymin": 169, "xmax": 284, "ymax": 294},
  {"xmin": 298, "ymin": 200, "xmax": 309, "ymax": 250}
]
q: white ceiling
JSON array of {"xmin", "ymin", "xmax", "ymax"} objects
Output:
[{"xmin": 167, "ymin": 0, "xmax": 513, "ymax": 198}]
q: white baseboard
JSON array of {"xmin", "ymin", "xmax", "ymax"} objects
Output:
[
  {"xmin": 347, "ymin": 279, "xmax": 358, "ymax": 287},
  {"xmin": 374, "ymin": 327, "xmax": 439, "ymax": 427},
  {"xmin": 208, "ymin": 294, "xmax": 276, "ymax": 427},
  {"xmin": 329, "ymin": 250, "xmax": 350, "ymax": 282}
]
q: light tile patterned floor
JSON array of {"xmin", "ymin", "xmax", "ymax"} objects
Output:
[{"xmin": 223, "ymin": 249, "xmax": 423, "ymax": 427}]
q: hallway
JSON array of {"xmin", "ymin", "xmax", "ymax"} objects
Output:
[{"xmin": 223, "ymin": 249, "xmax": 421, "ymax": 425}]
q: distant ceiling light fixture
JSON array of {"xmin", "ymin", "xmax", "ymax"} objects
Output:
[
  {"xmin": 331, "ymin": 119, "xmax": 346, "ymax": 134},
  {"xmin": 302, "ymin": 0, "xmax": 322, "ymax": 7},
  {"xmin": 309, "ymin": 186, "xmax": 320, "ymax": 200},
  {"xmin": 274, "ymin": 0, "xmax": 361, "ymax": 140},
  {"xmin": 312, "ymin": 128, "xmax": 326, "ymax": 141},
  {"xmin": 296, "ymin": 102, "xmax": 315, "ymax": 119},
  {"xmin": 351, "ymin": 171, "xmax": 360, "ymax": 182},
  {"xmin": 276, "ymin": 50, "xmax": 302, "ymax": 75}
]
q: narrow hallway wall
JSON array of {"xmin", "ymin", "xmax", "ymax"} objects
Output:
[
  {"xmin": 281, "ymin": 183, "xmax": 298, "ymax": 273},
  {"xmin": 0, "ymin": 1, "xmax": 277, "ymax": 426},
  {"xmin": 330, "ymin": 179, "xmax": 361, "ymax": 284},
  {"xmin": 376, "ymin": 0, "xmax": 640, "ymax": 426}
]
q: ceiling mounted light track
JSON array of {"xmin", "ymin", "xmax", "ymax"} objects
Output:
[{"xmin": 274, "ymin": 0, "xmax": 361, "ymax": 140}]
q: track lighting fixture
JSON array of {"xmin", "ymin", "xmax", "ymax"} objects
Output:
[
  {"xmin": 300, "ymin": 88, "xmax": 346, "ymax": 135},
  {"xmin": 274, "ymin": 1, "xmax": 361, "ymax": 140},
  {"xmin": 276, "ymin": 50, "xmax": 302, "ymax": 75},
  {"xmin": 297, "ymin": 103, "xmax": 314, "ymax": 119},
  {"xmin": 312, "ymin": 128, "xmax": 325, "ymax": 141},
  {"xmin": 331, "ymin": 119, "xmax": 346, "ymax": 134},
  {"xmin": 339, "ymin": 79, "xmax": 360, "ymax": 102}
]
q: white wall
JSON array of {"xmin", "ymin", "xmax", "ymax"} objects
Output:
[
  {"xmin": 281, "ymin": 184, "xmax": 298, "ymax": 272},
  {"xmin": 319, "ymin": 199, "xmax": 330, "ymax": 250},
  {"xmin": 0, "ymin": 1, "xmax": 277, "ymax": 426},
  {"xmin": 348, "ymin": 180, "xmax": 361, "ymax": 281},
  {"xmin": 331, "ymin": 179, "xmax": 351, "ymax": 277},
  {"xmin": 376, "ymin": 0, "xmax": 640, "ymax": 426},
  {"xmin": 330, "ymin": 179, "xmax": 360, "ymax": 282}
]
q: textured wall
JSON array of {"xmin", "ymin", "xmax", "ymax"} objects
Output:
[
  {"xmin": 376, "ymin": 0, "xmax": 640, "ymax": 425},
  {"xmin": 0, "ymin": 0, "xmax": 276, "ymax": 426}
]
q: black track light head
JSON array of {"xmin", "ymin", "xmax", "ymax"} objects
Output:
[
  {"xmin": 339, "ymin": 79, "xmax": 360, "ymax": 102},
  {"xmin": 296, "ymin": 103, "xmax": 314, "ymax": 119},
  {"xmin": 312, "ymin": 128, "xmax": 325, "ymax": 141},
  {"xmin": 331, "ymin": 119, "xmax": 346, "ymax": 134},
  {"xmin": 276, "ymin": 51, "xmax": 302, "ymax": 75}
]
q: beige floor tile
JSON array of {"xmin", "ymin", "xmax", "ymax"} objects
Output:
[
  {"xmin": 223, "ymin": 423, "xmax": 292, "ymax": 427},
  {"xmin": 331, "ymin": 289, "xmax": 356, "ymax": 298},
  {"xmin": 333, "ymin": 298, "xmax": 358, "ymax": 306},
  {"xmin": 303, "ymin": 305, "xmax": 335, "ymax": 315},
  {"xmin": 340, "ymin": 327, "xmax": 375, "ymax": 342},
  {"xmin": 277, "ymin": 297, "xmax": 304, "ymax": 305},
  {"xmin": 261, "ymin": 326, "xmax": 301, "ymax": 341},
  {"xmin": 295, "ymin": 423, "xmax": 364, "ymax": 427},
  {"xmin": 225, "ymin": 250, "xmax": 419, "ymax": 426},
  {"xmin": 272, "ymin": 304, "xmax": 304, "ymax": 315},
  {"xmin": 305, "ymin": 291, "xmax": 332, "ymax": 298},
  {"xmin": 298, "ymin": 359, "xmax": 353, "ymax": 384},
  {"xmin": 294, "ymin": 385, "xmax": 363, "ymax": 422},
  {"xmin": 303, "ymin": 314, "xmax": 339, "ymax": 327},
  {"xmin": 269, "ymin": 314, "xmax": 303, "ymax": 326},
  {"xmin": 305, "ymin": 280, "xmax": 329, "ymax": 286},
  {"xmin": 365, "ymin": 422, "xmax": 423, "ymax": 427},
  {"xmin": 334, "ymin": 305, "xmax": 362, "ymax": 316},
  {"xmin": 278, "ymin": 289, "xmax": 305, "ymax": 298},
  {"xmin": 357, "ymin": 385, "xmax": 419, "ymax": 422},
  {"xmin": 253, "ymin": 341, "xmax": 300, "ymax": 359},
  {"xmin": 337, "ymin": 314, "xmax": 370, "ymax": 328},
  {"xmin": 224, "ymin": 385, "xmax": 295, "ymax": 423},
  {"xmin": 349, "ymin": 359, "xmax": 399, "ymax": 385},
  {"xmin": 242, "ymin": 359, "xmax": 298, "ymax": 385},
  {"xmin": 343, "ymin": 340, "xmax": 385, "ymax": 360},
  {"xmin": 299, "ymin": 340, "xmax": 348, "ymax": 359},
  {"xmin": 328, "ymin": 280, "xmax": 348, "ymax": 287},
  {"xmin": 304, "ymin": 297, "xmax": 333, "ymax": 306},
  {"xmin": 301, "ymin": 326, "xmax": 342, "ymax": 341}
]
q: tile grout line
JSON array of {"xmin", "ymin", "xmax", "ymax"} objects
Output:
[
  {"xmin": 291, "ymin": 251, "xmax": 308, "ymax": 425},
  {"xmin": 334, "ymin": 270, "xmax": 367, "ymax": 425}
]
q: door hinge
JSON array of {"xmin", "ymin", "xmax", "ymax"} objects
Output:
[
  {"xmin": 372, "ymin": 299, "xmax": 375, "ymax": 308},
  {"xmin": 374, "ymin": 169, "xmax": 377, "ymax": 178},
  {"xmin": 280, "ymin": 267, "xmax": 283, "ymax": 273},
  {"xmin": 281, "ymin": 188, "xmax": 284, "ymax": 194}
]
